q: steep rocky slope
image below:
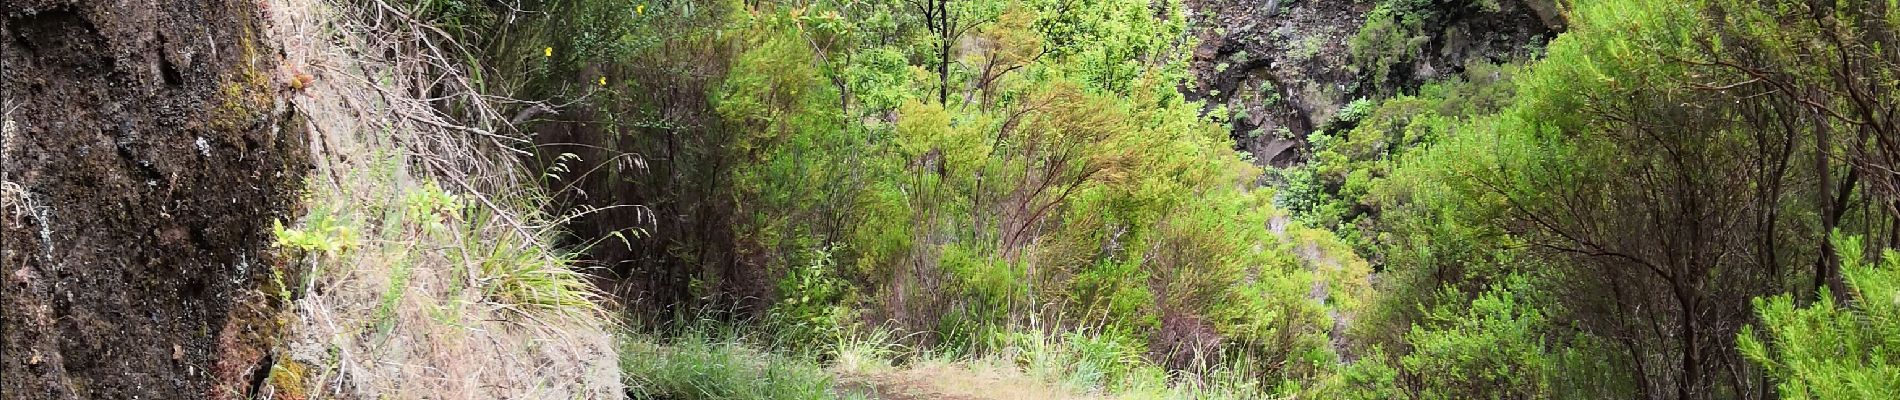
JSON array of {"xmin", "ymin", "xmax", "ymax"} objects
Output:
[
  {"xmin": 259, "ymin": 0, "xmax": 622, "ymax": 396},
  {"xmin": 1, "ymin": 0, "xmax": 310, "ymax": 397},
  {"xmin": 1183, "ymin": 0, "xmax": 1558, "ymax": 166}
]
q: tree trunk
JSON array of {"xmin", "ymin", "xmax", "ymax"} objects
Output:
[
  {"xmin": 1814, "ymin": 167, "xmax": 1857, "ymax": 302},
  {"xmin": 1890, "ymin": 211, "xmax": 1900, "ymax": 249},
  {"xmin": 1677, "ymin": 286, "xmax": 1700, "ymax": 400},
  {"xmin": 936, "ymin": 0, "xmax": 951, "ymax": 104}
]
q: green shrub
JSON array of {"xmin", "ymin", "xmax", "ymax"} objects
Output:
[
  {"xmin": 1348, "ymin": 5, "xmax": 1426, "ymax": 91},
  {"xmin": 1348, "ymin": 0, "xmax": 1504, "ymax": 91},
  {"xmin": 1399, "ymin": 275, "xmax": 1552, "ymax": 399},
  {"xmin": 1739, "ymin": 236, "xmax": 1900, "ymax": 399},
  {"xmin": 1314, "ymin": 347, "xmax": 1403, "ymax": 400},
  {"xmin": 769, "ymin": 244, "xmax": 858, "ymax": 351},
  {"xmin": 272, "ymin": 212, "xmax": 357, "ymax": 256}
]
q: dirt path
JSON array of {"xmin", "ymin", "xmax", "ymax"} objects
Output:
[{"xmin": 832, "ymin": 362, "xmax": 1099, "ymax": 400}]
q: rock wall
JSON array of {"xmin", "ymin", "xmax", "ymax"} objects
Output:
[
  {"xmin": 2, "ymin": 0, "xmax": 308, "ymax": 397},
  {"xmin": 1184, "ymin": 0, "xmax": 1558, "ymax": 166}
]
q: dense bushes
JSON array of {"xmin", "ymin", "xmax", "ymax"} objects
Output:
[
  {"xmin": 475, "ymin": 0, "xmax": 1352, "ymax": 394},
  {"xmin": 1271, "ymin": 61, "xmax": 1519, "ymax": 262},
  {"xmin": 406, "ymin": 0, "xmax": 1900, "ymax": 397},
  {"xmin": 1304, "ymin": 0, "xmax": 1900, "ymax": 397},
  {"xmin": 1398, "ymin": 276, "xmax": 1550, "ymax": 398}
]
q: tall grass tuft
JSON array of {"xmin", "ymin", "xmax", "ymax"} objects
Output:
[{"xmin": 620, "ymin": 328, "xmax": 843, "ymax": 400}]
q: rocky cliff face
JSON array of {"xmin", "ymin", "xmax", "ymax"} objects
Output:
[
  {"xmin": 2, "ymin": 0, "xmax": 308, "ymax": 397},
  {"xmin": 1183, "ymin": 0, "xmax": 1559, "ymax": 166}
]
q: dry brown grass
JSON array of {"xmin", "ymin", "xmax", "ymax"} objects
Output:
[{"xmin": 260, "ymin": 0, "xmax": 620, "ymax": 397}]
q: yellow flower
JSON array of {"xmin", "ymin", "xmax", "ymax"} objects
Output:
[
  {"xmin": 598, "ymin": 76, "xmax": 607, "ymax": 86},
  {"xmin": 544, "ymin": 47, "xmax": 553, "ymax": 57},
  {"xmin": 636, "ymin": 4, "xmax": 644, "ymax": 15}
]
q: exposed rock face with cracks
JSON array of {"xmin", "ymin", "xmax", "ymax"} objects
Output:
[
  {"xmin": 1183, "ymin": 0, "xmax": 1556, "ymax": 167},
  {"xmin": 1, "ymin": 0, "xmax": 310, "ymax": 398}
]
